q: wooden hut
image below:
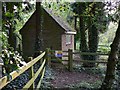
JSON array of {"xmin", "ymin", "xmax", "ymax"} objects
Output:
[{"xmin": 20, "ymin": 8, "xmax": 76, "ymax": 59}]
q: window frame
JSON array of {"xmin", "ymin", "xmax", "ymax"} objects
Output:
[{"xmin": 66, "ymin": 35, "xmax": 72, "ymax": 45}]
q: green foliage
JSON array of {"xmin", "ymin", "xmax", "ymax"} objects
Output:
[
  {"xmin": 99, "ymin": 22, "xmax": 118, "ymax": 50},
  {"xmin": 0, "ymin": 2, "xmax": 35, "ymax": 52},
  {"xmin": 70, "ymin": 2, "xmax": 109, "ymax": 32},
  {"xmin": 98, "ymin": 46, "xmax": 110, "ymax": 53},
  {"xmin": 2, "ymin": 2, "xmax": 35, "ymax": 47},
  {"xmin": 67, "ymin": 80, "xmax": 102, "ymax": 89},
  {"xmin": 104, "ymin": 1, "xmax": 120, "ymax": 23},
  {"xmin": 42, "ymin": 2, "xmax": 74, "ymax": 26},
  {"xmin": 1, "ymin": 46, "xmax": 26, "ymax": 74},
  {"xmin": 1, "ymin": 2, "xmax": 35, "ymax": 75},
  {"xmin": 0, "ymin": 32, "xmax": 8, "ymax": 48},
  {"xmin": 70, "ymin": 2, "xmax": 87, "ymax": 15}
]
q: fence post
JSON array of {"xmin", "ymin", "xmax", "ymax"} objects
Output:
[
  {"xmin": 28, "ymin": 57, "xmax": 35, "ymax": 90},
  {"xmin": 68, "ymin": 49, "xmax": 73, "ymax": 71},
  {"xmin": 46, "ymin": 48, "xmax": 51, "ymax": 67}
]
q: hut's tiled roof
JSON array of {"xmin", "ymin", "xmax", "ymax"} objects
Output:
[
  {"xmin": 44, "ymin": 8, "xmax": 76, "ymax": 34},
  {"xmin": 20, "ymin": 7, "xmax": 76, "ymax": 34}
]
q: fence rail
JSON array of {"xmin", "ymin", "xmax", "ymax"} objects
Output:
[
  {"xmin": 0, "ymin": 48, "xmax": 110, "ymax": 89},
  {"xmin": 69, "ymin": 49, "xmax": 109, "ymax": 65},
  {"xmin": 73, "ymin": 52, "xmax": 109, "ymax": 55},
  {"xmin": 49, "ymin": 49, "xmax": 110, "ymax": 71},
  {"xmin": 0, "ymin": 51, "xmax": 46, "ymax": 89}
]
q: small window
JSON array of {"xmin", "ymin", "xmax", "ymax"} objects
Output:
[{"xmin": 66, "ymin": 35, "xmax": 71, "ymax": 45}]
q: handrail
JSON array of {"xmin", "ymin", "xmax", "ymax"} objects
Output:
[
  {"xmin": 0, "ymin": 51, "xmax": 46, "ymax": 89},
  {"xmin": 23, "ymin": 59, "xmax": 46, "ymax": 89},
  {"xmin": 36, "ymin": 67, "xmax": 46, "ymax": 89}
]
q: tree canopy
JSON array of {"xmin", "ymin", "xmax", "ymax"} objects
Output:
[{"xmin": 0, "ymin": 1, "xmax": 120, "ymax": 90}]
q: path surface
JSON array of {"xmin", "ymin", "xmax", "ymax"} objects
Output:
[
  {"xmin": 50, "ymin": 62, "xmax": 101, "ymax": 89},
  {"xmin": 49, "ymin": 52, "xmax": 101, "ymax": 89}
]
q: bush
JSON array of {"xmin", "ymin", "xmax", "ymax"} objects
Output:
[{"xmin": 1, "ymin": 46, "xmax": 26, "ymax": 75}]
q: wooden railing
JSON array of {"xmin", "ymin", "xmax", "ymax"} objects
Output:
[
  {"xmin": 68, "ymin": 49, "xmax": 109, "ymax": 71},
  {"xmin": 48, "ymin": 49, "xmax": 110, "ymax": 72},
  {"xmin": 0, "ymin": 51, "xmax": 46, "ymax": 89}
]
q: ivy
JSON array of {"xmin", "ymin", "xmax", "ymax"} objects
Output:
[
  {"xmin": 1, "ymin": 46, "xmax": 26, "ymax": 74},
  {"xmin": 1, "ymin": 2, "xmax": 35, "ymax": 75}
]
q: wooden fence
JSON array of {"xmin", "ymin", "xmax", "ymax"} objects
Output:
[
  {"xmin": 67, "ymin": 50, "xmax": 109, "ymax": 71},
  {"xmin": 0, "ymin": 51, "xmax": 47, "ymax": 89},
  {"xmin": 49, "ymin": 49, "xmax": 109, "ymax": 72},
  {"xmin": 0, "ymin": 48, "xmax": 111, "ymax": 89}
]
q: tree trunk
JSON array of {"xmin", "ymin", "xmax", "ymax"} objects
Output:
[
  {"xmin": 100, "ymin": 20, "xmax": 120, "ymax": 90},
  {"xmin": 7, "ymin": 3, "xmax": 17, "ymax": 50},
  {"xmin": 88, "ymin": 17, "xmax": 98, "ymax": 67},
  {"xmin": 79, "ymin": 16, "xmax": 89, "ymax": 61},
  {"xmin": 78, "ymin": 3, "xmax": 89, "ymax": 66},
  {"xmin": 117, "ymin": 51, "xmax": 120, "ymax": 89},
  {"xmin": 74, "ymin": 16, "xmax": 77, "ymax": 50},
  {"xmin": 8, "ymin": 29, "xmax": 17, "ymax": 50}
]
